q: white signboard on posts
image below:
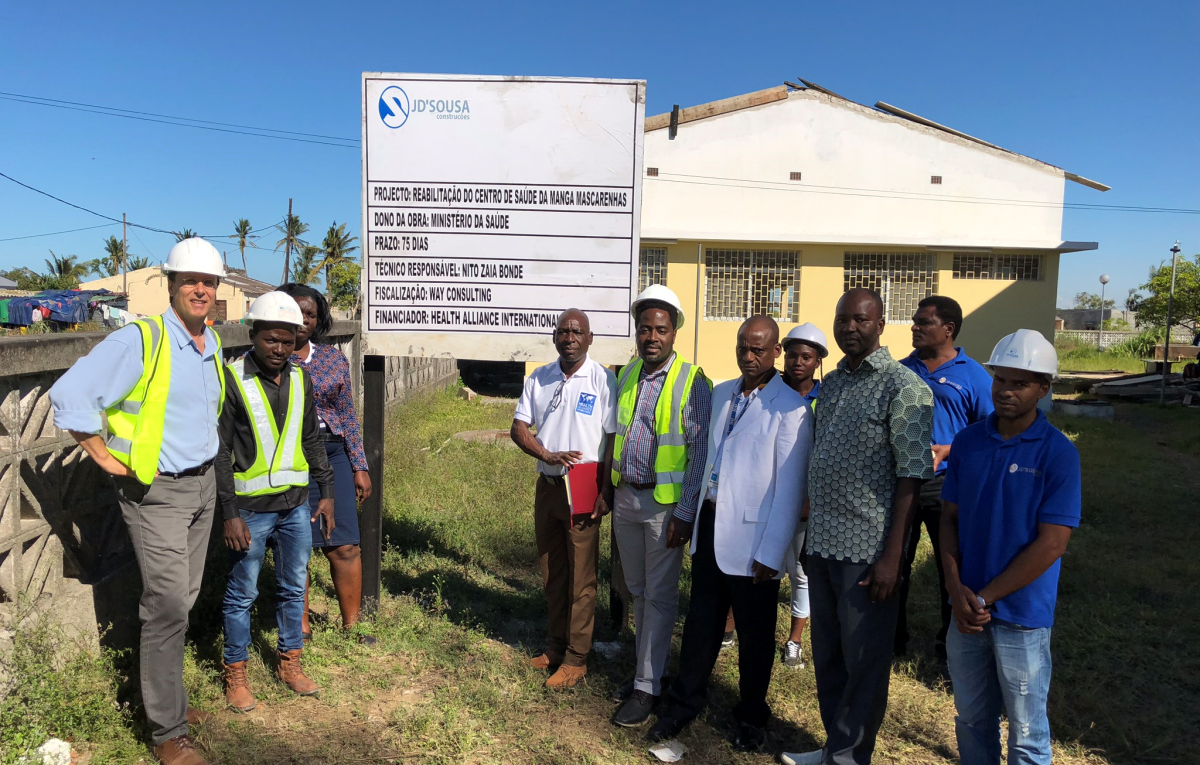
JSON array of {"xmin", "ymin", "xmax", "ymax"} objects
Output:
[{"xmin": 361, "ymin": 73, "xmax": 646, "ymax": 363}]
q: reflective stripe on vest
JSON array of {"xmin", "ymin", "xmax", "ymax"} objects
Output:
[
  {"xmin": 611, "ymin": 355, "xmax": 708, "ymax": 505},
  {"xmin": 104, "ymin": 316, "xmax": 226, "ymax": 485},
  {"xmin": 229, "ymin": 358, "xmax": 309, "ymax": 496}
]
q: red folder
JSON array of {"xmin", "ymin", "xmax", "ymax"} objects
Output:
[{"xmin": 565, "ymin": 462, "xmax": 602, "ymax": 516}]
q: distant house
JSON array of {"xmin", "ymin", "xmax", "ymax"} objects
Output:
[
  {"xmin": 0, "ymin": 275, "xmax": 16, "ymax": 289},
  {"xmin": 1057, "ymin": 308, "xmax": 1136, "ymax": 330},
  {"xmin": 80, "ymin": 267, "xmax": 276, "ymax": 321}
]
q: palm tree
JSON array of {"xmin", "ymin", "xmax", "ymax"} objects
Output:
[
  {"xmin": 172, "ymin": 229, "xmax": 198, "ymax": 243},
  {"xmin": 96, "ymin": 235, "xmax": 128, "ymax": 277},
  {"xmin": 127, "ymin": 255, "xmax": 152, "ymax": 270},
  {"xmin": 41, "ymin": 251, "xmax": 90, "ymax": 289},
  {"xmin": 313, "ymin": 222, "xmax": 359, "ymax": 298},
  {"xmin": 291, "ymin": 245, "xmax": 321, "ymax": 285},
  {"xmin": 232, "ymin": 218, "xmax": 257, "ymax": 272},
  {"xmin": 275, "ymin": 214, "xmax": 309, "ymax": 285}
]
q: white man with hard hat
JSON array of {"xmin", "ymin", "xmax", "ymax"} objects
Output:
[
  {"xmin": 217, "ymin": 291, "xmax": 335, "ymax": 713},
  {"xmin": 49, "ymin": 238, "xmax": 229, "ymax": 764},
  {"xmin": 609, "ymin": 285, "xmax": 712, "ymax": 728},
  {"xmin": 938, "ymin": 329, "xmax": 1080, "ymax": 765}
]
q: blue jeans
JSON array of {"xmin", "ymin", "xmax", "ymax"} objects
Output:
[
  {"xmin": 222, "ymin": 504, "xmax": 312, "ymax": 665},
  {"xmin": 946, "ymin": 621, "xmax": 1054, "ymax": 765}
]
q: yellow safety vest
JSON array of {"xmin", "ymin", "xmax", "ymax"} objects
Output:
[
  {"xmin": 227, "ymin": 357, "xmax": 310, "ymax": 496},
  {"xmin": 105, "ymin": 315, "xmax": 225, "ymax": 485},
  {"xmin": 612, "ymin": 354, "xmax": 708, "ymax": 505}
]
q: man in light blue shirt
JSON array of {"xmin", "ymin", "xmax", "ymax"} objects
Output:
[{"xmin": 48, "ymin": 238, "xmax": 227, "ymax": 765}]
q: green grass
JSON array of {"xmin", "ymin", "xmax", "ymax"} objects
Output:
[
  {"xmin": 1055, "ymin": 345, "xmax": 1145, "ymax": 374},
  {"xmin": 4, "ymin": 389, "xmax": 1197, "ymax": 763}
]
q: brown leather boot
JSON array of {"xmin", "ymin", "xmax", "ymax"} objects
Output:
[
  {"xmin": 545, "ymin": 664, "xmax": 587, "ymax": 689},
  {"xmin": 276, "ymin": 649, "xmax": 320, "ymax": 696},
  {"xmin": 152, "ymin": 734, "xmax": 209, "ymax": 764},
  {"xmin": 529, "ymin": 652, "xmax": 562, "ymax": 670},
  {"xmin": 223, "ymin": 661, "xmax": 257, "ymax": 712}
]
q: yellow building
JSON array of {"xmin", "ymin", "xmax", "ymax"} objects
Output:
[
  {"xmin": 81, "ymin": 267, "xmax": 276, "ymax": 322},
  {"xmin": 623, "ymin": 83, "xmax": 1106, "ymax": 381}
]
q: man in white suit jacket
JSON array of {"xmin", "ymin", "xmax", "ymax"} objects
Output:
[{"xmin": 649, "ymin": 316, "xmax": 813, "ymax": 752}]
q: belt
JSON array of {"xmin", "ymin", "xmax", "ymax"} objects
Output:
[
  {"xmin": 626, "ymin": 481, "xmax": 656, "ymax": 491},
  {"xmin": 538, "ymin": 473, "xmax": 565, "ymax": 484},
  {"xmin": 158, "ymin": 459, "xmax": 215, "ymax": 479},
  {"xmin": 322, "ymin": 433, "xmax": 345, "ymax": 444}
]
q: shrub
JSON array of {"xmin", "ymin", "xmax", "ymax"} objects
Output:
[
  {"xmin": 0, "ymin": 612, "xmax": 141, "ymax": 764},
  {"xmin": 1107, "ymin": 327, "xmax": 1167, "ymax": 358}
]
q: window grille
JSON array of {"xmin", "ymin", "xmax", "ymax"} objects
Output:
[
  {"xmin": 931, "ymin": 175, "xmax": 943, "ymax": 185},
  {"xmin": 952, "ymin": 253, "xmax": 1041, "ymax": 281},
  {"xmin": 704, "ymin": 249, "xmax": 800, "ymax": 321},
  {"xmin": 638, "ymin": 246, "xmax": 668, "ymax": 292},
  {"xmin": 843, "ymin": 252, "xmax": 938, "ymax": 323},
  {"xmin": 790, "ymin": 171, "xmax": 802, "ymax": 181},
  {"xmin": 646, "ymin": 167, "xmax": 659, "ymax": 177}
]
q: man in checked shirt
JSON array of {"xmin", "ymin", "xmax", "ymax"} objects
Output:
[{"xmin": 609, "ymin": 285, "xmax": 712, "ymax": 728}]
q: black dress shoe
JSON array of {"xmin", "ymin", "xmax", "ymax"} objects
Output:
[
  {"xmin": 609, "ymin": 679, "xmax": 634, "ymax": 704},
  {"xmin": 648, "ymin": 714, "xmax": 689, "ymax": 742},
  {"xmin": 612, "ymin": 689, "xmax": 658, "ymax": 727},
  {"xmin": 731, "ymin": 721, "xmax": 767, "ymax": 752}
]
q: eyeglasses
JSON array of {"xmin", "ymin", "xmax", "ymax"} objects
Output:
[
  {"xmin": 546, "ymin": 378, "xmax": 568, "ymax": 415},
  {"xmin": 179, "ymin": 277, "xmax": 219, "ymax": 291}
]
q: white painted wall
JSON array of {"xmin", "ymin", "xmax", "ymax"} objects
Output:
[{"xmin": 642, "ymin": 90, "xmax": 1067, "ymax": 248}]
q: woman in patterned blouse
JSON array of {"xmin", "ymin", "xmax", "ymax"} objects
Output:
[{"xmin": 278, "ymin": 283, "xmax": 375, "ymax": 644}]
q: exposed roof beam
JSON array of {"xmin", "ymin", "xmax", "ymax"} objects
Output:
[
  {"xmin": 798, "ymin": 78, "xmax": 850, "ymax": 101},
  {"xmin": 1063, "ymin": 173, "xmax": 1112, "ymax": 192},
  {"xmin": 645, "ymin": 85, "xmax": 789, "ymax": 132}
]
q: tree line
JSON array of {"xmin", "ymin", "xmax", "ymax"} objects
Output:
[{"xmin": 2, "ymin": 217, "xmax": 362, "ymax": 311}]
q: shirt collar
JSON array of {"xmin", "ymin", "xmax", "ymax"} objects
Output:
[
  {"xmin": 905, "ymin": 346, "xmax": 967, "ymax": 374},
  {"xmin": 640, "ymin": 352, "xmax": 676, "ymax": 380},
  {"xmin": 551, "ymin": 353, "xmax": 590, "ymax": 381},
  {"xmin": 838, "ymin": 346, "xmax": 892, "ymax": 374},
  {"xmin": 984, "ymin": 409, "xmax": 1049, "ymax": 442},
  {"xmin": 163, "ymin": 307, "xmax": 217, "ymax": 359}
]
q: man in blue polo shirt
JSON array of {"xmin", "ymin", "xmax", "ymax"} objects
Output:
[
  {"xmin": 940, "ymin": 329, "xmax": 1081, "ymax": 765},
  {"xmin": 897, "ymin": 295, "xmax": 993, "ymax": 662}
]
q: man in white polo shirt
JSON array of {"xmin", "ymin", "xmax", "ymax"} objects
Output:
[{"xmin": 511, "ymin": 308, "xmax": 618, "ymax": 688}]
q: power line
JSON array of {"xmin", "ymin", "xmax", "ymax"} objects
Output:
[
  {"xmin": 0, "ymin": 222, "xmax": 118, "ymax": 243},
  {"xmin": 0, "ymin": 94, "xmax": 357, "ymax": 149},
  {"xmin": 0, "ymin": 90, "xmax": 358, "ymax": 143},
  {"xmin": 650, "ymin": 172, "xmax": 1200, "ymax": 215},
  {"xmin": 0, "ymin": 170, "xmax": 291, "ymax": 241}
]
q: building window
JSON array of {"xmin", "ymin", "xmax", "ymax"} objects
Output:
[
  {"xmin": 843, "ymin": 251, "xmax": 938, "ymax": 323},
  {"xmin": 952, "ymin": 253, "xmax": 1042, "ymax": 281},
  {"xmin": 646, "ymin": 167, "xmax": 659, "ymax": 177},
  {"xmin": 931, "ymin": 175, "xmax": 943, "ymax": 184},
  {"xmin": 704, "ymin": 249, "xmax": 800, "ymax": 322},
  {"xmin": 638, "ymin": 246, "xmax": 668, "ymax": 292}
]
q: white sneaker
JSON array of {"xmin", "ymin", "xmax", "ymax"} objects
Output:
[
  {"xmin": 780, "ymin": 750, "xmax": 824, "ymax": 765},
  {"xmin": 782, "ymin": 640, "xmax": 805, "ymax": 669}
]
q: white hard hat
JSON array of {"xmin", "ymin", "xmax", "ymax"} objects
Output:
[
  {"xmin": 630, "ymin": 284, "xmax": 686, "ymax": 329},
  {"xmin": 783, "ymin": 322, "xmax": 829, "ymax": 358},
  {"xmin": 986, "ymin": 329, "xmax": 1058, "ymax": 378},
  {"xmin": 244, "ymin": 291, "xmax": 304, "ymax": 327},
  {"xmin": 162, "ymin": 237, "xmax": 226, "ymax": 278}
]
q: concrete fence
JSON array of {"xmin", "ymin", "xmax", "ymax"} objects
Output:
[
  {"xmin": 1054, "ymin": 328, "xmax": 1192, "ymax": 351},
  {"xmin": 0, "ymin": 321, "xmax": 454, "ymax": 638}
]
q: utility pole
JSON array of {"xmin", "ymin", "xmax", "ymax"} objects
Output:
[
  {"xmin": 1098, "ymin": 274, "xmax": 1110, "ymax": 349},
  {"xmin": 122, "ymin": 213, "xmax": 128, "ymax": 296},
  {"xmin": 1159, "ymin": 241, "xmax": 1181, "ymax": 406},
  {"xmin": 281, "ymin": 197, "xmax": 293, "ymax": 285}
]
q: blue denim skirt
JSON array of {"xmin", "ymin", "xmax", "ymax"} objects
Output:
[{"xmin": 308, "ymin": 440, "xmax": 361, "ymax": 548}]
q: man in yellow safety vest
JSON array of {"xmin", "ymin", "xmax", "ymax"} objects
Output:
[
  {"xmin": 609, "ymin": 285, "xmax": 712, "ymax": 728},
  {"xmin": 49, "ymin": 238, "xmax": 229, "ymax": 765},
  {"xmin": 215, "ymin": 291, "xmax": 335, "ymax": 713}
]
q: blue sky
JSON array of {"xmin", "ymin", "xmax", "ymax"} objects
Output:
[{"xmin": 2, "ymin": 0, "xmax": 1196, "ymax": 308}]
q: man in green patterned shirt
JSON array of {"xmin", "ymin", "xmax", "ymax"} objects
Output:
[{"xmin": 782, "ymin": 288, "xmax": 934, "ymax": 765}]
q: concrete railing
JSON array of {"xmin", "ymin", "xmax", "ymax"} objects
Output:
[
  {"xmin": 1055, "ymin": 328, "xmax": 1192, "ymax": 351},
  {"xmin": 0, "ymin": 321, "xmax": 454, "ymax": 635}
]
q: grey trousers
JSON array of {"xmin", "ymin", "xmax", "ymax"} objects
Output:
[
  {"xmin": 115, "ymin": 471, "xmax": 216, "ymax": 745},
  {"xmin": 809, "ymin": 555, "xmax": 901, "ymax": 765},
  {"xmin": 612, "ymin": 485, "xmax": 684, "ymax": 696}
]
